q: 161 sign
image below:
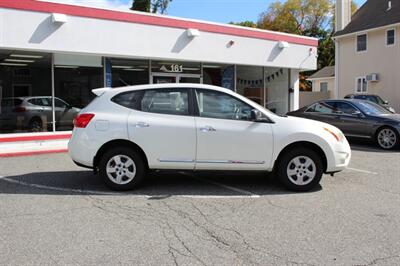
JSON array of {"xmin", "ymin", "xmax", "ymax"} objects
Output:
[{"xmin": 160, "ymin": 64, "xmax": 183, "ymax": 73}]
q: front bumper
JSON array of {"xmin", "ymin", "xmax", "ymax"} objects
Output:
[{"xmin": 326, "ymin": 138, "xmax": 352, "ymax": 173}]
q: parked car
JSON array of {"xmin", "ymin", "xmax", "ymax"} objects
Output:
[
  {"xmin": 0, "ymin": 96, "xmax": 80, "ymax": 132},
  {"xmin": 344, "ymin": 93, "xmax": 396, "ymax": 113},
  {"xmin": 287, "ymin": 99, "xmax": 400, "ymax": 150},
  {"xmin": 69, "ymin": 84, "xmax": 351, "ymax": 192}
]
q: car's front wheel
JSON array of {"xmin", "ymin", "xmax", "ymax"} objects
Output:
[
  {"xmin": 376, "ymin": 127, "xmax": 398, "ymax": 150},
  {"xmin": 99, "ymin": 147, "xmax": 146, "ymax": 191},
  {"xmin": 277, "ymin": 148, "xmax": 323, "ymax": 192}
]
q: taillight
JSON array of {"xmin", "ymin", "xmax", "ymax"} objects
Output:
[
  {"xmin": 13, "ymin": 107, "xmax": 26, "ymax": 113},
  {"xmin": 73, "ymin": 113, "xmax": 95, "ymax": 128}
]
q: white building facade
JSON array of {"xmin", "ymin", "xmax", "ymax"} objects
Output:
[{"xmin": 0, "ymin": 0, "xmax": 317, "ymax": 155}]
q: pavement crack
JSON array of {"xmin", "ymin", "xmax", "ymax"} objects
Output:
[{"xmin": 355, "ymin": 255, "xmax": 400, "ymax": 266}]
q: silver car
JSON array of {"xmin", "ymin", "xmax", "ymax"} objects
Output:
[{"xmin": 0, "ymin": 96, "xmax": 80, "ymax": 132}]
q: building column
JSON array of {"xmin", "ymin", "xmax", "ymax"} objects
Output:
[
  {"xmin": 290, "ymin": 69, "xmax": 300, "ymax": 111},
  {"xmin": 334, "ymin": 40, "xmax": 340, "ymax": 99}
]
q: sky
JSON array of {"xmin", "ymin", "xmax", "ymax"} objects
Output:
[{"xmin": 48, "ymin": 0, "xmax": 368, "ymax": 24}]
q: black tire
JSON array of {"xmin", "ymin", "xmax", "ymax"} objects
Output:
[
  {"xmin": 99, "ymin": 147, "xmax": 146, "ymax": 191},
  {"xmin": 375, "ymin": 127, "xmax": 399, "ymax": 150},
  {"xmin": 277, "ymin": 148, "xmax": 323, "ymax": 192},
  {"xmin": 28, "ymin": 117, "xmax": 43, "ymax": 132}
]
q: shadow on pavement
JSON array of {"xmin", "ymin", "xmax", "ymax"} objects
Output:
[
  {"xmin": 348, "ymin": 138, "xmax": 400, "ymax": 153},
  {"xmin": 0, "ymin": 170, "xmax": 322, "ymax": 196}
]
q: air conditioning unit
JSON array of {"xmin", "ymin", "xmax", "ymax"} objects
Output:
[{"xmin": 366, "ymin": 73, "xmax": 379, "ymax": 82}]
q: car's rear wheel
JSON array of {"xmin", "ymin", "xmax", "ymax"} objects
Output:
[
  {"xmin": 376, "ymin": 127, "xmax": 398, "ymax": 150},
  {"xmin": 277, "ymin": 148, "xmax": 323, "ymax": 192},
  {"xmin": 99, "ymin": 147, "xmax": 145, "ymax": 191}
]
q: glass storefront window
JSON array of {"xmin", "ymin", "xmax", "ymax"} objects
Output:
[
  {"xmin": 265, "ymin": 67, "xmax": 289, "ymax": 115},
  {"xmin": 54, "ymin": 66, "xmax": 103, "ymax": 131},
  {"xmin": 236, "ymin": 65, "xmax": 264, "ymax": 106},
  {"xmin": 203, "ymin": 64, "xmax": 235, "ymax": 91},
  {"xmin": 0, "ymin": 50, "xmax": 52, "ymax": 133},
  {"xmin": 108, "ymin": 58, "xmax": 149, "ymax": 87}
]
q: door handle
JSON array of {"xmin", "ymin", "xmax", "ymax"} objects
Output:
[
  {"xmin": 200, "ymin": 126, "xmax": 216, "ymax": 132},
  {"xmin": 135, "ymin": 122, "xmax": 150, "ymax": 128}
]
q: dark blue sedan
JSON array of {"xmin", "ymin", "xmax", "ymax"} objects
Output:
[{"xmin": 287, "ymin": 99, "xmax": 400, "ymax": 150}]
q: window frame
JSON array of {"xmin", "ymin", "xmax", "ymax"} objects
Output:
[
  {"xmin": 386, "ymin": 28, "xmax": 396, "ymax": 47},
  {"xmin": 356, "ymin": 33, "xmax": 367, "ymax": 53},
  {"xmin": 355, "ymin": 76, "xmax": 368, "ymax": 93},
  {"xmin": 193, "ymin": 88, "xmax": 270, "ymax": 122},
  {"xmin": 320, "ymin": 82, "xmax": 328, "ymax": 92}
]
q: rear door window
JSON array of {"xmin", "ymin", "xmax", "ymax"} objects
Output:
[{"xmin": 141, "ymin": 89, "xmax": 189, "ymax": 116}]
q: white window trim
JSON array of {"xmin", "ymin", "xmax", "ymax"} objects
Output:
[
  {"xmin": 356, "ymin": 33, "xmax": 368, "ymax": 53},
  {"xmin": 355, "ymin": 76, "xmax": 368, "ymax": 93},
  {"xmin": 386, "ymin": 28, "xmax": 396, "ymax": 47}
]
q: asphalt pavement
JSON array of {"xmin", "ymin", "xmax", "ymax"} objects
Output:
[{"xmin": 0, "ymin": 141, "xmax": 399, "ymax": 266}]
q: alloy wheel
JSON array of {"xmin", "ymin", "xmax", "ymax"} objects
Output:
[
  {"xmin": 106, "ymin": 155, "xmax": 136, "ymax": 185},
  {"xmin": 377, "ymin": 128, "xmax": 397, "ymax": 149},
  {"xmin": 286, "ymin": 156, "xmax": 317, "ymax": 186}
]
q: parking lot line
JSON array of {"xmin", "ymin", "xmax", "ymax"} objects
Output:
[{"xmin": 346, "ymin": 167, "xmax": 378, "ymax": 175}]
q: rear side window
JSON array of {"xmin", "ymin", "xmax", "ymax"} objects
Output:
[
  {"xmin": 112, "ymin": 91, "xmax": 142, "ymax": 110},
  {"xmin": 141, "ymin": 89, "xmax": 189, "ymax": 116}
]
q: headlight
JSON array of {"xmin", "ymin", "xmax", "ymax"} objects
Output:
[{"xmin": 324, "ymin": 127, "xmax": 344, "ymax": 142}]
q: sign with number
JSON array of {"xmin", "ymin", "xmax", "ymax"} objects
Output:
[{"xmin": 160, "ymin": 64, "xmax": 183, "ymax": 73}]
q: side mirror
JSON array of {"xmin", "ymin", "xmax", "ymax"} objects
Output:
[
  {"xmin": 251, "ymin": 109, "xmax": 269, "ymax": 122},
  {"xmin": 383, "ymin": 100, "xmax": 389, "ymax": 105}
]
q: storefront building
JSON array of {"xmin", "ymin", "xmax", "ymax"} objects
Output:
[{"xmin": 0, "ymin": 0, "xmax": 317, "ymax": 155}]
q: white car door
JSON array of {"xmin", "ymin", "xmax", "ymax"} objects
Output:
[
  {"xmin": 194, "ymin": 89, "xmax": 274, "ymax": 171},
  {"xmin": 127, "ymin": 88, "xmax": 196, "ymax": 170}
]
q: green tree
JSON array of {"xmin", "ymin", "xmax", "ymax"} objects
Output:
[
  {"xmin": 257, "ymin": 0, "xmax": 332, "ymax": 36},
  {"xmin": 131, "ymin": 0, "xmax": 150, "ymax": 12},
  {"xmin": 131, "ymin": 0, "xmax": 172, "ymax": 14},
  {"xmin": 229, "ymin": 21, "xmax": 257, "ymax": 28}
]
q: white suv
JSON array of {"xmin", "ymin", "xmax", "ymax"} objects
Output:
[{"xmin": 69, "ymin": 84, "xmax": 351, "ymax": 192}]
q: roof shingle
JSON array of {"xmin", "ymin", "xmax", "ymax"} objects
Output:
[
  {"xmin": 308, "ymin": 66, "xmax": 335, "ymax": 80},
  {"xmin": 335, "ymin": 0, "xmax": 400, "ymax": 37}
]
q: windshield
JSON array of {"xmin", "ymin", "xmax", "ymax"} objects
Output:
[
  {"xmin": 355, "ymin": 95, "xmax": 385, "ymax": 105},
  {"xmin": 356, "ymin": 101, "xmax": 391, "ymax": 115}
]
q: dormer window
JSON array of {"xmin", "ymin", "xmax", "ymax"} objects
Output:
[
  {"xmin": 387, "ymin": 29, "xmax": 395, "ymax": 46},
  {"xmin": 357, "ymin": 34, "xmax": 367, "ymax": 52}
]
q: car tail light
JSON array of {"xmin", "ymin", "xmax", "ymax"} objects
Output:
[
  {"xmin": 73, "ymin": 113, "xmax": 95, "ymax": 128},
  {"xmin": 13, "ymin": 106, "xmax": 26, "ymax": 113}
]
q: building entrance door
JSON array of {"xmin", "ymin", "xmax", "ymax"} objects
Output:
[{"xmin": 151, "ymin": 73, "xmax": 201, "ymax": 84}]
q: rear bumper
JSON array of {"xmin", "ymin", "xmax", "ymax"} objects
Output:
[{"xmin": 68, "ymin": 129, "xmax": 97, "ymax": 167}]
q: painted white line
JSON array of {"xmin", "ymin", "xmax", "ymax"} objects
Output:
[
  {"xmin": 0, "ymin": 175, "xmax": 259, "ymax": 199},
  {"xmin": 181, "ymin": 173, "xmax": 260, "ymax": 198},
  {"xmin": 346, "ymin": 167, "xmax": 378, "ymax": 175}
]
